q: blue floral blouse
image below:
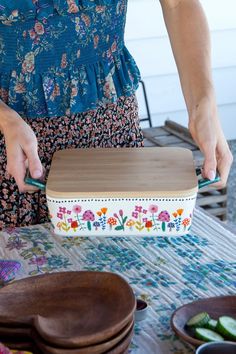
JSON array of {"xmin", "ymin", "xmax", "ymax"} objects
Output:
[{"xmin": 0, "ymin": 0, "xmax": 140, "ymax": 119}]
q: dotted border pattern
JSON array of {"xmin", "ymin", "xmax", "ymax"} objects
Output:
[{"xmin": 47, "ymin": 196, "xmax": 197, "ymax": 204}]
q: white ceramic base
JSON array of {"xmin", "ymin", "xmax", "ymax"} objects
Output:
[{"xmin": 47, "ymin": 196, "xmax": 197, "ymax": 237}]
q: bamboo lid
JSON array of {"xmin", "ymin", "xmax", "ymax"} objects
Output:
[{"xmin": 46, "ymin": 147, "xmax": 198, "ymax": 198}]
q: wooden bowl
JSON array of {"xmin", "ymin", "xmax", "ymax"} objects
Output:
[
  {"xmin": 171, "ymin": 295, "xmax": 236, "ymax": 347},
  {"xmin": 31, "ymin": 320, "xmax": 134, "ymax": 354},
  {"xmin": 34, "ymin": 323, "xmax": 133, "ymax": 354},
  {"xmin": 0, "ymin": 272, "xmax": 135, "ymax": 348},
  {"xmin": 0, "ymin": 326, "xmax": 30, "ymax": 338}
]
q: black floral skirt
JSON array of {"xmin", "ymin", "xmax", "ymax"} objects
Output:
[{"xmin": 0, "ymin": 95, "xmax": 144, "ymax": 229}]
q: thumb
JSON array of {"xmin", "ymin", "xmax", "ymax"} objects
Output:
[
  {"xmin": 25, "ymin": 147, "xmax": 43, "ymax": 179},
  {"xmin": 202, "ymin": 144, "xmax": 217, "ymax": 181}
]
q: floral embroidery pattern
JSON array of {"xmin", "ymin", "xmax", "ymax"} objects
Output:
[
  {"xmin": 0, "ymin": 0, "xmax": 140, "ymax": 118},
  {"xmin": 52, "ymin": 204, "xmax": 193, "ymax": 234}
]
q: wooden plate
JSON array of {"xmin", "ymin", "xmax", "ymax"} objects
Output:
[
  {"xmin": 0, "ymin": 326, "xmax": 31, "ymax": 338},
  {"xmin": 0, "ymin": 337, "xmax": 34, "ymax": 352},
  {"xmin": 35, "ymin": 324, "xmax": 134, "ymax": 354},
  {"xmin": 171, "ymin": 295, "xmax": 236, "ymax": 347},
  {"xmin": 0, "ymin": 272, "xmax": 135, "ymax": 348},
  {"xmin": 32, "ymin": 321, "xmax": 134, "ymax": 354}
]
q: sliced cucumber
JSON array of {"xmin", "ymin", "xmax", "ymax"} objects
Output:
[
  {"xmin": 216, "ymin": 316, "xmax": 236, "ymax": 340},
  {"xmin": 205, "ymin": 319, "xmax": 217, "ymax": 331},
  {"xmin": 186, "ymin": 312, "xmax": 210, "ymax": 328},
  {"xmin": 195, "ymin": 328, "xmax": 224, "ymax": 342}
]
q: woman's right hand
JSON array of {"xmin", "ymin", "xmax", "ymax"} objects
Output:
[{"xmin": 0, "ymin": 105, "xmax": 43, "ymax": 192}]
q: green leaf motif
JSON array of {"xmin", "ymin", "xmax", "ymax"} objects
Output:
[
  {"xmin": 123, "ymin": 216, "xmax": 128, "ymax": 224},
  {"xmin": 115, "ymin": 225, "xmax": 124, "ymax": 231},
  {"xmin": 87, "ymin": 221, "xmax": 91, "ymax": 231},
  {"xmin": 162, "ymin": 222, "xmax": 166, "ymax": 232}
]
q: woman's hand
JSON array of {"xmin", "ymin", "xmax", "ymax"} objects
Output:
[
  {"xmin": 0, "ymin": 106, "xmax": 43, "ymax": 192},
  {"xmin": 189, "ymin": 95, "xmax": 233, "ymax": 188},
  {"xmin": 160, "ymin": 0, "xmax": 233, "ymax": 187}
]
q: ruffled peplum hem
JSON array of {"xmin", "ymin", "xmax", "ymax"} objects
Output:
[
  {"xmin": 0, "ymin": 0, "xmax": 116, "ymax": 24},
  {"xmin": 0, "ymin": 46, "xmax": 141, "ymax": 119}
]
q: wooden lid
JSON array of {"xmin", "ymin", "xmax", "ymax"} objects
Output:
[{"xmin": 46, "ymin": 147, "xmax": 198, "ymax": 198}]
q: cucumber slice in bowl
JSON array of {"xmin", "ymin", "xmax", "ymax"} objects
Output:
[
  {"xmin": 206, "ymin": 319, "xmax": 218, "ymax": 331},
  {"xmin": 216, "ymin": 316, "xmax": 236, "ymax": 340},
  {"xmin": 186, "ymin": 312, "xmax": 210, "ymax": 328},
  {"xmin": 195, "ymin": 328, "xmax": 224, "ymax": 342}
]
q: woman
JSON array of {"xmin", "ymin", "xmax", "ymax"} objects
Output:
[{"xmin": 0, "ymin": 0, "xmax": 233, "ymax": 228}]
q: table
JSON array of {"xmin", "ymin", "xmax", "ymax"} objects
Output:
[{"xmin": 0, "ymin": 208, "xmax": 236, "ymax": 354}]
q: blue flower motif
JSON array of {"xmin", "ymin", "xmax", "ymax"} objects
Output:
[
  {"xmin": 47, "ymin": 255, "xmax": 72, "ymax": 269},
  {"xmin": 130, "ymin": 271, "xmax": 176, "ymax": 289},
  {"xmin": 84, "ymin": 244, "xmax": 144, "ymax": 272},
  {"xmin": 182, "ymin": 260, "xmax": 236, "ymax": 290},
  {"xmin": 174, "ymin": 248, "xmax": 203, "ymax": 260}
]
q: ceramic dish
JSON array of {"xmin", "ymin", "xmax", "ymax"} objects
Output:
[
  {"xmin": 171, "ymin": 295, "xmax": 236, "ymax": 347},
  {"xmin": 26, "ymin": 147, "xmax": 219, "ymax": 237},
  {"xmin": 195, "ymin": 341, "xmax": 236, "ymax": 354}
]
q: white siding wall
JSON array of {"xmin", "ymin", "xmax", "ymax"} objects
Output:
[{"xmin": 125, "ymin": 0, "xmax": 236, "ymax": 139}]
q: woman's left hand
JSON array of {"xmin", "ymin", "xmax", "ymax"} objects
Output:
[{"xmin": 188, "ymin": 94, "xmax": 233, "ymax": 188}]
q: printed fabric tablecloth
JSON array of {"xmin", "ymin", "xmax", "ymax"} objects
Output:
[{"xmin": 0, "ymin": 207, "xmax": 236, "ymax": 354}]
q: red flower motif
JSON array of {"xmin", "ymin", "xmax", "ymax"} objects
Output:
[
  {"xmin": 145, "ymin": 221, "xmax": 153, "ymax": 229},
  {"xmin": 71, "ymin": 221, "xmax": 78, "ymax": 229}
]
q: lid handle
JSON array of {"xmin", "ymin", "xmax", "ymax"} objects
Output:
[
  {"xmin": 196, "ymin": 168, "xmax": 221, "ymax": 189},
  {"xmin": 24, "ymin": 169, "xmax": 46, "ymax": 191}
]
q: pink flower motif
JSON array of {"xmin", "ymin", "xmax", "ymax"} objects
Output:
[
  {"xmin": 34, "ymin": 21, "xmax": 44, "ymax": 35},
  {"xmin": 29, "ymin": 29, "xmax": 36, "ymax": 39},
  {"xmin": 149, "ymin": 205, "xmax": 158, "ymax": 214},
  {"xmin": 132, "ymin": 212, "xmax": 138, "ymax": 219},
  {"xmin": 158, "ymin": 210, "xmax": 170, "ymax": 222},
  {"xmin": 67, "ymin": 218, "xmax": 73, "ymax": 223},
  {"xmin": 143, "ymin": 209, "xmax": 147, "ymax": 214},
  {"xmin": 135, "ymin": 206, "xmax": 142, "ymax": 213},
  {"xmin": 72, "ymin": 204, "xmax": 82, "ymax": 214},
  {"xmin": 143, "ymin": 218, "xmax": 148, "ymax": 223},
  {"xmin": 59, "ymin": 207, "xmax": 66, "ymax": 214},
  {"xmin": 57, "ymin": 213, "xmax": 63, "ymax": 219},
  {"xmin": 29, "ymin": 256, "xmax": 47, "ymax": 266},
  {"xmin": 82, "ymin": 210, "xmax": 95, "ymax": 222},
  {"xmin": 114, "ymin": 213, "xmax": 119, "ymax": 219},
  {"xmin": 67, "ymin": 210, "xmax": 71, "ymax": 215},
  {"xmin": 119, "ymin": 209, "xmax": 123, "ymax": 217}
]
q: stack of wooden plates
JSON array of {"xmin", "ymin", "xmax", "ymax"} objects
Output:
[{"xmin": 0, "ymin": 272, "xmax": 136, "ymax": 353}]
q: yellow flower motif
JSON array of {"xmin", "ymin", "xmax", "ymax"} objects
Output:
[
  {"xmin": 101, "ymin": 207, "xmax": 108, "ymax": 215},
  {"xmin": 177, "ymin": 209, "xmax": 184, "ymax": 216}
]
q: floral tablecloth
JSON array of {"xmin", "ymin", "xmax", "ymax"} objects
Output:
[{"xmin": 0, "ymin": 208, "xmax": 236, "ymax": 354}]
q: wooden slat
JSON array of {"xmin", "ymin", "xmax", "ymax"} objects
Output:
[
  {"xmin": 142, "ymin": 127, "xmax": 169, "ymax": 138},
  {"xmin": 163, "ymin": 125, "xmax": 197, "ymax": 147},
  {"xmin": 197, "ymin": 194, "xmax": 227, "ymax": 206},
  {"xmin": 202, "ymin": 206, "xmax": 227, "ymax": 217},
  {"xmin": 143, "ymin": 139, "xmax": 156, "ymax": 147}
]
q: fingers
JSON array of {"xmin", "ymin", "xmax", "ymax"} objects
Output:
[
  {"xmin": 7, "ymin": 160, "xmax": 40, "ymax": 193},
  {"xmin": 23, "ymin": 141, "xmax": 43, "ymax": 180},
  {"xmin": 201, "ymin": 137, "xmax": 233, "ymax": 189},
  {"xmin": 6, "ymin": 146, "xmax": 42, "ymax": 193},
  {"xmin": 215, "ymin": 145, "xmax": 233, "ymax": 188},
  {"xmin": 201, "ymin": 141, "xmax": 217, "ymax": 181}
]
